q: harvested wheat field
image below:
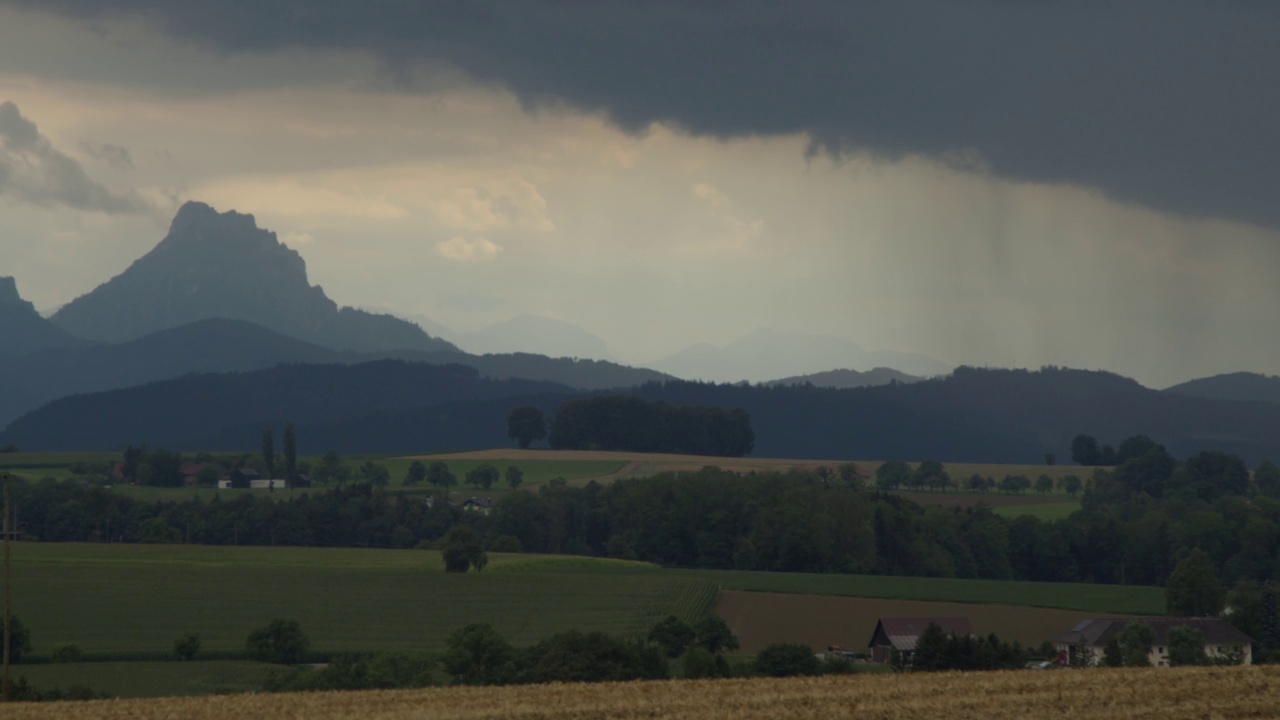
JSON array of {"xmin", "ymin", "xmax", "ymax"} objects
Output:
[{"xmin": 6, "ymin": 666, "xmax": 1279, "ymax": 720}]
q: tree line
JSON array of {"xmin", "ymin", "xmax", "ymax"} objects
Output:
[{"xmin": 540, "ymin": 395, "xmax": 755, "ymax": 457}]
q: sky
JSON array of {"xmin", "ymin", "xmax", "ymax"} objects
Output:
[{"xmin": 1, "ymin": 1, "xmax": 1278, "ymax": 388}]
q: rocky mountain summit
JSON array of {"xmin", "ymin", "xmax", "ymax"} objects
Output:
[
  {"xmin": 50, "ymin": 202, "xmax": 456, "ymax": 353},
  {"xmin": 0, "ymin": 276, "xmax": 87, "ymax": 355}
]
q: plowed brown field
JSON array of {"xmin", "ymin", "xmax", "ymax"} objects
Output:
[
  {"xmin": 716, "ymin": 590, "xmax": 1121, "ymax": 653},
  {"xmin": 6, "ymin": 666, "xmax": 1277, "ymax": 720}
]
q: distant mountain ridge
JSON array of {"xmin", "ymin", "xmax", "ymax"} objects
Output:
[
  {"xmin": 0, "ymin": 318, "xmax": 671, "ymax": 429},
  {"xmin": 50, "ymin": 201, "xmax": 457, "ymax": 354},
  {"xmin": 764, "ymin": 367, "xmax": 921, "ymax": 388},
  {"xmin": 452, "ymin": 314, "xmax": 612, "ymax": 360},
  {"xmin": 648, "ymin": 328, "xmax": 950, "ymax": 382},
  {"xmin": 1164, "ymin": 372, "xmax": 1280, "ymax": 405},
  {"xmin": 11, "ymin": 363, "xmax": 1280, "ymax": 464},
  {"xmin": 0, "ymin": 277, "xmax": 89, "ymax": 355}
]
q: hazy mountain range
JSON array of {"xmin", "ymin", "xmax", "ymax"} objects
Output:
[
  {"xmin": 4, "ymin": 200, "xmax": 1277, "ymax": 461},
  {"xmin": 646, "ymin": 327, "xmax": 951, "ymax": 383},
  {"xmin": 9, "ymin": 364, "xmax": 1280, "ymax": 465},
  {"xmin": 764, "ymin": 367, "xmax": 922, "ymax": 388}
]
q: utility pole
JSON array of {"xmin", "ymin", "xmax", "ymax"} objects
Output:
[{"xmin": 3, "ymin": 470, "xmax": 10, "ymax": 702}]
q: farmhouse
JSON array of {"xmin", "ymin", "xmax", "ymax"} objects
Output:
[
  {"xmin": 1053, "ymin": 617, "xmax": 1253, "ymax": 667},
  {"xmin": 868, "ymin": 616, "xmax": 974, "ymax": 663},
  {"xmin": 462, "ymin": 497, "xmax": 494, "ymax": 514}
]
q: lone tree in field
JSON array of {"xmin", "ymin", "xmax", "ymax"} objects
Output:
[
  {"xmin": 466, "ymin": 464, "xmax": 499, "ymax": 491},
  {"xmin": 441, "ymin": 525, "xmax": 488, "ymax": 573},
  {"xmin": 505, "ymin": 465, "xmax": 524, "ymax": 490},
  {"xmin": 1166, "ymin": 548, "xmax": 1226, "ymax": 616},
  {"xmin": 427, "ymin": 461, "xmax": 456, "ymax": 491},
  {"xmin": 507, "ymin": 406, "xmax": 547, "ymax": 449},
  {"xmin": 405, "ymin": 460, "xmax": 427, "ymax": 486},
  {"xmin": 875, "ymin": 460, "xmax": 911, "ymax": 491},
  {"xmin": 246, "ymin": 619, "xmax": 310, "ymax": 664}
]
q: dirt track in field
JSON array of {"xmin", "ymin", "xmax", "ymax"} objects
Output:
[{"xmin": 715, "ymin": 590, "xmax": 1121, "ymax": 653}]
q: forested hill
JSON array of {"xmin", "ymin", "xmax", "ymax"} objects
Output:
[
  {"xmin": 646, "ymin": 366, "xmax": 1280, "ymax": 463},
  {"xmin": 1164, "ymin": 372, "xmax": 1280, "ymax": 405},
  {"xmin": 8, "ymin": 363, "xmax": 1280, "ymax": 463},
  {"xmin": 0, "ymin": 319, "xmax": 671, "ymax": 429},
  {"xmin": 0, "ymin": 361, "xmax": 576, "ymax": 452}
]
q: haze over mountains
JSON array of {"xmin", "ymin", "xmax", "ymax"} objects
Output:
[
  {"xmin": 4, "ymin": 199, "xmax": 1277, "ymax": 463},
  {"xmin": 451, "ymin": 314, "xmax": 613, "ymax": 360},
  {"xmin": 647, "ymin": 327, "xmax": 951, "ymax": 383},
  {"xmin": 10, "ymin": 363, "xmax": 1280, "ymax": 466}
]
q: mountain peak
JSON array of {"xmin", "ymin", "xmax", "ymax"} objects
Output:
[
  {"xmin": 0, "ymin": 276, "xmax": 25, "ymax": 309},
  {"xmin": 0, "ymin": 276, "xmax": 87, "ymax": 355},
  {"xmin": 168, "ymin": 200, "xmax": 259, "ymax": 238},
  {"xmin": 49, "ymin": 202, "xmax": 457, "ymax": 354}
]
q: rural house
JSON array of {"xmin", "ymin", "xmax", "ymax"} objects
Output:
[
  {"xmin": 462, "ymin": 497, "xmax": 494, "ymax": 515},
  {"xmin": 1053, "ymin": 618, "xmax": 1253, "ymax": 667},
  {"xmin": 868, "ymin": 616, "xmax": 974, "ymax": 664}
]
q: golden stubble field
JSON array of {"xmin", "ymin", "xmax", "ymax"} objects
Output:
[{"xmin": 7, "ymin": 666, "xmax": 1278, "ymax": 720}]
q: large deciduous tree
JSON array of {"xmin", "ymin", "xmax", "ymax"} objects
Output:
[
  {"xmin": 441, "ymin": 525, "xmax": 487, "ymax": 573},
  {"xmin": 405, "ymin": 460, "xmax": 427, "ymax": 486},
  {"xmin": 506, "ymin": 406, "xmax": 547, "ymax": 449},
  {"xmin": 1071, "ymin": 434, "xmax": 1101, "ymax": 465},
  {"xmin": 246, "ymin": 619, "xmax": 310, "ymax": 664},
  {"xmin": 1166, "ymin": 548, "xmax": 1225, "ymax": 616}
]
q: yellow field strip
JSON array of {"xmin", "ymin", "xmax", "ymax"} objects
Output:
[{"xmin": 6, "ymin": 665, "xmax": 1278, "ymax": 720}]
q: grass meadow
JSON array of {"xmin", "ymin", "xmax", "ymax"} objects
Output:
[{"xmin": 668, "ymin": 568, "xmax": 1164, "ymax": 615}]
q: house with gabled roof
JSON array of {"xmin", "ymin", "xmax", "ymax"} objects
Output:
[
  {"xmin": 1053, "ymin": 617, "xmax": 1253, "ymax": 667},
  {"xmin": 868, "ymin": 616, "xmax": 974, "ymax": 664}
]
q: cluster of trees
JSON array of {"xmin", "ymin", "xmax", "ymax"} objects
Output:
[
  {"xmin": 908, "ymin": 624, "xmax": 1031, "ymax": 671},
  {"xmin": 547, "ymin": 395, "xmax": 754, "ymax": 457},
  {"xmin": 111, "ymin": 424, "xmax": 302, "ymax": 488}
]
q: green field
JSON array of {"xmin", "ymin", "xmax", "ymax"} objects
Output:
[
  {"xmin": 7, "ymin": 544, "xmax": 1160, "ymax": 663},
  {"xmin": 17, "ymin": 661, "xmax": 276, "ymax": 698},
  {"xmin": 0, "ymin": 542, "xmax": 1166, "ymax": 697},
  {"xmin": 665, "ymin": 568, "xmax": 1164, "ymax": 615},
  {"xmin": 8, "ymin": 543, "xmax": 712, "ymax": 660},
  {"xmin": 0, "ymin": 452, "xmax": 626, "ymax": 501}
]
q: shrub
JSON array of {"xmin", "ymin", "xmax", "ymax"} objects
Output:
[
  {"xmin": 754, "ymin": 643, "xmax": 820, "ymax": 677},
  {"xmin": 172, "ymin": 631, "xmax": 201, "ymax": 661},
  {"xmin": 50, "ymin": 644, "xmax": 85, "ymax": 664},
  {"xmin": 246, "ymin": 619, "xmax": 310, "ymax": 664}
]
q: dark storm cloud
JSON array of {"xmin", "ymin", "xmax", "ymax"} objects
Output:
[
  {"xmin": 9, "ymin": 0, "xmax": 1280, "ymax": 227},
  {"xmin": 0, "ymin": 101, "xmax": 151, "ymax": 214}
]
